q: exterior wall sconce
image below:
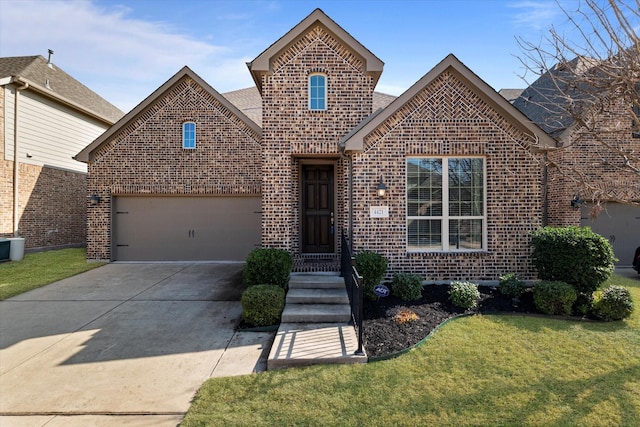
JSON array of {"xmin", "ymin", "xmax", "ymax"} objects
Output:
[
  {"xmin": 570, "ymin": 194, "xmax": 583, "ymax": 210},
  {"xmin": 376, "ymin": 176, "xmax": 387, "ymax": 198},
  {"xmin": 89, "ymin": 192, "xmax": 102, "ymax": 206}
]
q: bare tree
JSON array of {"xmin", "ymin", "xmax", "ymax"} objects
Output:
[{"xmin": 516, "ymin": 0, "xmax": 640, "ymax": 209}]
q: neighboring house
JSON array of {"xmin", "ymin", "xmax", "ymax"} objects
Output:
[
  {"xmin": 76, "ymin": 9, "xmax": 556, "ymax": 281},
  {"xmin": 0, "ymin": 53, "xmax": 123, "ymax": 250},
  {"xmin": 514, "ymin": 57, "xmax": 640, "ymax": 265}
]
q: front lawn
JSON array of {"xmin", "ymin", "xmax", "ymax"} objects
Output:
[
  {"xmin": 182, "ymin": 275, "xmax": 639, "ymax": 427},
  {"xmin": 0, "ymin": 248, "xmax": 105, "ymax": 300}
]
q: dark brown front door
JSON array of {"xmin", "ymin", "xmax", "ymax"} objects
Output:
[{"xmin": 302, "ymin": 164, "xmax": 334, "ymax": 253}]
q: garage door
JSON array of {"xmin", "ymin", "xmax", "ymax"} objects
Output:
[
  {"xmin": 112, "ymin": 196, "xmax": 261, "ymax": 261},
  {"xmin": 581, "ymin": 203, "xmax": 640, "ymax": 266}
]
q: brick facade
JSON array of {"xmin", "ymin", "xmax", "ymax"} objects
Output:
[
  {"xmin": 86, "ymin": 75, "xmax": 261, "ymax": 260},
  {"xmin": 350, "ymin": 71, "xmax": 544, "ymax": 280}
]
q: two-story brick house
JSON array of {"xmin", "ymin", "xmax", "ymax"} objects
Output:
[{"xmin": 76, "ymin": 9, "xmax": 556, "ymax": 281}]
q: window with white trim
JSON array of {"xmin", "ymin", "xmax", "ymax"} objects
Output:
[
  {"xmin": 407, "ymin": 157, "xmax": 486, "ymax": 251},
  {"xmin": 183, "ymin": 122, "xmax": 196, "ymax": 149},
  {"xmin": 308, "ymin": 73, "xmax": 327, "ymax": 111}
]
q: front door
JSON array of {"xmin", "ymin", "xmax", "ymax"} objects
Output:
[{"xmin": 301, "ymin": 164, "xmax": 334, "ymax": 253}]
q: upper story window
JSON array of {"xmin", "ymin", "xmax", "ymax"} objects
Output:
[
  {"xmin": 407, "ymin": 157, "xmax": 486, "ymax": 252},
  {"xmin": 309, "ymin": 73, "xmax": 327, "ymax": 111},
  {"xmin": 183, "ymin": 122, "xmax": 196, "ymax": 149},
  {"xmin": 632, "ymin": 104, "xmax": 640, "ymax": 138}
]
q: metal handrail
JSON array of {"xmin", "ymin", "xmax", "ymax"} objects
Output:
[{"xmin": 341, "ymin": 231, "xmax": 364, "ymax": 355}]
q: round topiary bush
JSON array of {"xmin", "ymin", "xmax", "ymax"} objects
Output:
[
  {"xmin": 449, "ymin": 281, "xmax": 481, "ymax": 309},
  {"xmin": 533, "ymin": 280, "xmax": 577, "ymax": 316},
  {"xmin": 392, "ymin": 273, "xmax": 423, "ymax": 301},
  {"xmin": 531, "ymin": 226, "xmax": 616, "ymax": 294},
  {"xmin": 241, "ymin": 284, "xmax": 285, "ymax": 327},
  {"xmin": 591, "ymin": 285, "xmax": 634, "ymax": 321},
  {"xmin": 243, "ymin": 248, "xmax": 292, "ymax": 289},
  {"xmin": 355, "ymin": 250, "xmax": 388, "ymax": 300},
  {"xmin": 498, "ymin": 273, "xmax": 526, "ymax": 298}
]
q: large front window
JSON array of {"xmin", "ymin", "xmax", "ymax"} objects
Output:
[{"xmin": 407, "ymin": 157, "xmax": 485, "ymax": 251}]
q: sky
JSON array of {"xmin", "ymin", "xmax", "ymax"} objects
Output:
[{"xmin": 0, "ymin": 0, "xmax": 591, "ymax": 113}]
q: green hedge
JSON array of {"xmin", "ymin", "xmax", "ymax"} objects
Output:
[
  {"xmin": 592, "ymin": 285, "xmax": 634, "ymax": 321},
  {"xmin": 392, "ymin": 273, "xmax": 423, "ymax": 301},
  {"xmin": 241, "ymin": 285, "xmax": 285, "ymax": 327},
  {"xmin": 355, "ymin": 250, "xmax": 388, "ymax": 300},
  {"xmin": 243, "ymin": 248, "xmax": 292, "ymax": 289},
  {"xmin": 531, "ymin": 226, "xmax": 615, "ymax": 294},
  {"xmin": 533, "ymin": 281, "xmax": 577, "ymax": 316}
]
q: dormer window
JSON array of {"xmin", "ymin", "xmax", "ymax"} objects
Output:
[
  {"xmin": 183, "ymin": 122, "xmax": 196, "ymax": 149},
  {"xmin": 309, "ymin": 73, "xmax": 327, "ymax": 111}
]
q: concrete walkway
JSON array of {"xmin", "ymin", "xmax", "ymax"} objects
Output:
[{"xmin": 0, "ymin": 263, "xmax": 274, "ymax": 426}]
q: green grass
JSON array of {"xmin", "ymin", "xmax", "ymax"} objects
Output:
[
  {"xmin": 182, "ymin": 275, "xmax": 640, "ymax": 427},
  {"xmin": 0, "ymin": 248, "xmax": 105, "ymax": 300}
]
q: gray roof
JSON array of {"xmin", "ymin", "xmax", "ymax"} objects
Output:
[
  {"xmin": 0, "ymin": 55, "xmax": 123, "ymax": 124},
  {"xmin": 222, "ymin": 86, "xmax": 397, "ymax": 127},
  {"xmin": 498, "ymin": 88, "xmax": 524, "ymax": 104},
  {"xmin": 512, "ymin": 56, "xmax": 598, "ymax": 137}
]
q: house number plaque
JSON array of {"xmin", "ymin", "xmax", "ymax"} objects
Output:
[{"xmin": 370, "ymin": 206, "xmax": 389, "ymax": 218}]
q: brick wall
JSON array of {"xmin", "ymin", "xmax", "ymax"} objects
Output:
[
  {"xmin": 86, "ymin": 75, "xmax": 262, "ymax": 260},
  {"xmin": 1, "ymin": 87, "xmax": 87, "ymax": 249},
  {"xmin": 546, "ymin": 96, "xmax": 640, "ymax": 226},
  {"xmin": 351, "ymin": 71, "xmax": 545, "ymax": 281},
  {"xmin": 261, "ymin": 24, "xmax": 374, "ymax": 255}
]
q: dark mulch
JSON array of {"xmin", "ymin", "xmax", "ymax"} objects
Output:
[{"xmin": 363, "ymin": 284, "xmax": 539, "ymax": 358}]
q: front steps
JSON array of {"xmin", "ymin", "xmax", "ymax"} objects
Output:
[{"xmin": 268, "ymin": 274, "xmax": 367, "ymax": 370}]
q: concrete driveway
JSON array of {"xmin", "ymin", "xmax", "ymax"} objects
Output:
[{"xmin": 0, "ymin": 263, "xmax": 274, "ymax": 426}]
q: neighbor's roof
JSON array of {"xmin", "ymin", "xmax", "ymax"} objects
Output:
[
  {"xmin": 513, "ymin": 56, "xmax": 599, "ymax": 137},
  {"xmin": 342, "ymin": 54, "xmax": 556, "ymax": 152},
  {"xmin": 247, "ymin": 8, "xmax": 384, "ymax": 93},
  {"xmin": 222, "ymin": 86, "xmax": 396, "ymax": 127},
  {"xmin": 0, "ymin": 55, "xmax": 123, "ymax": 124},
  {"xmin": 498, "ymin": 88, "xmax": 524, "ymax": 104}
]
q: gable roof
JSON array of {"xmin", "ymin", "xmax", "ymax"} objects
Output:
[
  {"xmin": 222, "ymin": 86, "xmax": 396, "ymax": 127},
  {"xmin": 0, "ymin": 55, "xmax": 123, "ymax": 124},
  {"xmin": 341, "ymin": 54, "xmax": 556, "ymax": 152},
  {"xmin": 247, "ymin": 8, "xmax": 384, "ymax": 93},
  {"xmin": 513, "ymin": 56, "xmax": 599, "ymax": 138},
  {"xmin": 75, "ymin": 66, "xmax": 262, "ymax": 163}
]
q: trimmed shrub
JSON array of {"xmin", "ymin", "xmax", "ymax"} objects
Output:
[
  {"xmin": 243, "ymin": 248, "xmax": 292, "ymax": 289},
  {"xmin": 355, "ymin": 250, "xmax": 388, "ymax": 300},
  {"xmin": 592, "ymin": 285, "xmax": 634, "ymax": 321},
  {"xmin": 241, "ymin": 284, "xmax": 285, "ymax": 327},
  {"xmin": 533, "ymin": 281, "xmax": 577, "ymax": 316},
  {"xmin": 573, "ymin": 292, "xmax": 594, "ymax": 316},
  {"xmin": 392, "ymin": 273, "xmax": 423, "ymax": 301},
  {"xmin": 498, "ymin": 273, "xmax": 526, "ymax": 298},
  {"xmin": 449, "ymin": 281, "xmax": 481, "ymax": 309},
  {"xmin": 531, "ymin": 226, "xmax": 616, "ymax": 294}
]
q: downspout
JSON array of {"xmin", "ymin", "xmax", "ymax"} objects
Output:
[
  {"xmin": 542, "ymin": 152, "xmax": 548, "ymax": 226},
  {"xmin": 13, "ymin": 79, "xmax": 29, "ymax": 237}
]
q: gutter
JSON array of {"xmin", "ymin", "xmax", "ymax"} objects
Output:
[{"xmin": 13, "ymin": 79, "xmax": 29, "ymax": 237}]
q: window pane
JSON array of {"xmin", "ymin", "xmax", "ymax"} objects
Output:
[
  {"xmin": 407, "ymin": 158, "xmax": 442, "ymax": 216},
  {"xmin": 309, "ymin": 75, "xmax": 326, "ymax": 110},
  {"xmin": 448, "ymin": 158, "xmax": 483, "ymax": 216},
  {"xmin": 183, "ymin": 122, "xmax": 195, "ymax": 149},
  {"xmin": 408, "ymin": 219, "xmax": 442, "ymax": 250},
  {"xmin": 449, "ymin": 219, "xmax": 483, "ymax": 250}
]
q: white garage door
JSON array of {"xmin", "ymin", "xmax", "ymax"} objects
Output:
[
  {"xmin": 112, "ymin": 196, "xmax": 261, "ymax": 261},
  {"xmin": 581, "ymin": 203, "xmax": 640, "ymax": 266}
]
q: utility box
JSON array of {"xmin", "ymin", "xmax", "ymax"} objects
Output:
[
  {"xmin": 7, "ymin": 237, "xmax": 25, "ymax": 261},
  {"xmin": 0, "ymin": 239, "xmax": 10, "ymax": 262}
]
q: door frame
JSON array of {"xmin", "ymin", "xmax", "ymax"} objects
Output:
[{"xmin": 298, "ymin": 159, "xmax": 337, "ymax": 254}]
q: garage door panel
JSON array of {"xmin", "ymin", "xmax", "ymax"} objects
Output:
[
  {"xmin": 113, "ymin": 196, "xmax": 260, "ymax": 261},
  {"xmin": 581, "ymin": 203, "xmax": 640, "ymax": 266}
]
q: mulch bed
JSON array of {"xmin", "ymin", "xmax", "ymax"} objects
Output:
[{"xmin": 363, "ymin": 284, "xmax": 539, "ymax": 358}]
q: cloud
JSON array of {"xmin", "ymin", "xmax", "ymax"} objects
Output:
[
  {"xmin": 0, "ymin": 0, "xmax": 256, "ymax": 111},
  {"xmin": 508, "ymin": 1, "xmax": 564, "ymax": 30}
]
